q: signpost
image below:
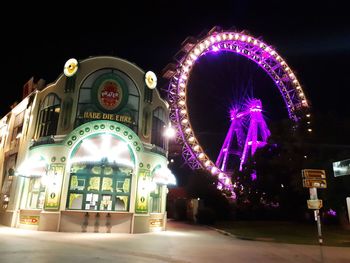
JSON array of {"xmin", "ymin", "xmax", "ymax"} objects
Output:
[
  {"xmin": 302, "ymin": 169, "xmax": 327, "ymax": 245},
  {"xmin": 302, "ymin": 169, "xmax": 326, "ymax": 179},
  {"xmin": 302, "ymin": 179, "xmax": 327, "ymax": 188},
  {"xmin": 307, "ymin": 199, "xmax": 323, "ymax": 210}
]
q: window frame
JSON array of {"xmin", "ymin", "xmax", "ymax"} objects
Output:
[
  {"xmin": 35, "ymin": 93, "xmax": 61, "ymax": 138},
  {"xmin": 151, "ymin": 107, "xmax": 167, "ymax": 149},
  {"xmin": 25, "ymin": 177, "xmax": 46, "ymax": 209}
]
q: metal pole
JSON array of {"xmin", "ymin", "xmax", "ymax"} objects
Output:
[
  {"xmin": 316, "ymin": 209, "xmax": 323, "ymax": 245},
  {"xmin": 315, "ymin": 209, "xmax": 325, "ymax": 263},
  {"xmin": 310, "ymin": 188, "xmax": 323, "ymax": 245}
]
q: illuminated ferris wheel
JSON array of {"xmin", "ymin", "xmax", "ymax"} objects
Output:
[{"xmin": 163, "ymin": 27, "xmax": 310, "ymax": 194}]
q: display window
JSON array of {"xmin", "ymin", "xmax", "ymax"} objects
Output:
[
  {"xmin": 26, "ymin": 177, "xmax": 46, "ymax": 209},
  {"xmin": 67, "ymin": 164, "xmax": 132, "ymax": 211},
  {"xmin": 67, "ymin": 133, "xmax": 135, "ymax": 212},
  {"xmin": 150, "ymin": 185, "xmax": 161, "ymax": 213}
]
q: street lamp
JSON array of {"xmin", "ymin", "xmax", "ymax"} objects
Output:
[{"xmin": 164, "ymin": 123, "xmax": 176, "ymax": 139}]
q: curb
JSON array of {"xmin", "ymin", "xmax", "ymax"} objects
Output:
[
  {"xmin": 207, "ymin": 226, "xmax": 275, "ymax": 242},
  {"xmin": 207, "ymin": 226, "xmax": 236, "ymax": 238}
]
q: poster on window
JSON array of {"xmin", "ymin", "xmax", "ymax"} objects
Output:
[
  {"xmin": 135, "ymin": 169, "xmax": 150, "ymax": 213},
  {"xmin": 44, "ymin": 164, "xmax": 64, "ymax": 210}
]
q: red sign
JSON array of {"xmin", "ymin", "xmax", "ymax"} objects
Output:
[
  {"xmin": 20, "ymin": 215, "xmax": 40, "ymax": 225},
  {"xmin": 98, "ymin": 80, "xmax": 122, "ymax": 111}
]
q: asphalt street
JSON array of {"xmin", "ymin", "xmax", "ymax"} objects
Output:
[{"xmin": 0, "ymin": 220, "xmax": 349, "ymax": 263}]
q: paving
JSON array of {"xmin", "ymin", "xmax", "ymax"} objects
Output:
[{"xmin": 1, "ymin": 220, "xmax": 349, "ymax": 263}]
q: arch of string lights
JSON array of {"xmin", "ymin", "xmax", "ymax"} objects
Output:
[{"xmin": 166, "ymin": 28, "xmax": 310, "ymax": 192}]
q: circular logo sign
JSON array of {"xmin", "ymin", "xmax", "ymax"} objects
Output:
[
  {"xmin": 145, "ymin": 71, "xmax": 157, "ymax": 89},
  {"xmin": 63, "ymin": 58, "xmax": 78, "ymax": 77},
  {"xmin": 92, "ymin": 73, "xmax": 128, "ymax": 113},
  {"xmin": 98, "ymin": 79, "xmax": 122, "ymax": 111}
]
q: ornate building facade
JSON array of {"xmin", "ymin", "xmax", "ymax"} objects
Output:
[{"xmin": 0, "ymin": 56, "xmax": 174, "ymax": 233}]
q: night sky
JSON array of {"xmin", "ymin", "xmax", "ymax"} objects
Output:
[{"xmin": 2, "ymin": 2, "xmax": 349, "ymax": 169}]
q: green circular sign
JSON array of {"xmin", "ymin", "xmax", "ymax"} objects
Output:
[{"xmin": 92, "ymin": 73, "xmax": 128, "ymax": 113}]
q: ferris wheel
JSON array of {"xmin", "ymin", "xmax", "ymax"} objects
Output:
[{"xmin": 163, "ymin": 27, "xmax": 310, "ymax": 194}]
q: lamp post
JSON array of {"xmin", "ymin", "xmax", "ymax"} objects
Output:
[{"xmin": 164, "ymin": 123, "xmax": 176, "ymax": 139}]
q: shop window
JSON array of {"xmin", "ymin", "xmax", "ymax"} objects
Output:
[
  {"xmin": 36, "ymin": 93, "xmax": 61, "ymax": 138},
  {"xmin": 151, "ymin": 107, "xmax": 167, "ymax": 149},
  {"xmin": 26, "ymin": 177, "xmax": 46, "ymax": 209},
  {"xmin": 67, "ymin": 164, "xmax": 132, "ymax": 211},
  {"xmin": 150, "ymin": 185, "xmax": 162, "ymax": 213}
]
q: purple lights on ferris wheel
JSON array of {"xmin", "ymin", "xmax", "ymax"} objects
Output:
[
  {"xmin": 166, "ymin": 27, "xmax": 311, "ymax": 196},
  {"xmin": 179, "ymin": 33, "xmax": 309, "ymax": 121},
  {"xmin": 212, "ymin": 45, "xmax": 220, "ymax": 52},
  {"xmin": 251, "ymin": 171, "xmax": 257, "ymax": 181},
  {"xmin": 240, "ymin": 99, "xmax": 271, "ymax": 171},
  {"xmin": 247, "ymin": 99, "xmax": 262, "ymax": 112},
  {"xmin": 216, "ymin": 98, "xmax": 270, "ymax": 174}
]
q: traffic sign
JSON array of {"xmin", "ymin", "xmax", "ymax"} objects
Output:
[
  {"xmin": 302, "ymin": 169, "xmax": 326, "ymax": 179},
  {"xmin": 303, "ymin": 179, "xmax": 327, "ymax": 188},
  {"xmin": 307, "ymin": 199, "xmax": 323, "ymax": 210}
]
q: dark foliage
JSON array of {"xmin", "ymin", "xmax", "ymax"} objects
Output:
[
  {"xmin": 196, "ymin": 207, "xmax": 217, "ymax": 225},
  {"xmin": 234, "ymin": 113, "xmax": 350, "ymax": 223},
  {"xmin": 185, "ymin": 170, "xmax": 233, "ymax": 220}
]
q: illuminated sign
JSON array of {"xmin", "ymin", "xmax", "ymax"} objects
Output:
[
  {"xmin": 333, "ymin": 159, "xmax": 350, "ymax": 177},
  {"xmin": 302, "ymin": 169, "xmax": 327, "ymax": 189},
  {"xmin": 64, "ymin": 58, "xmax": 78, "ymax": 77},
  {"xmin": 150, "ymin": 219, "xmax": 163, "ymax": 227},
  {"xmin": 135, "ymin": 169, "xmax": 150, "ymax": 213},
  {"xmin": 44, "ymin": 164, "xmax": 65, "ymax": 210},
  {"xmin": 302, "ymin": 169, "xmax": 326, "ymax": 179},
  {"xmin": 307, "ymin": 199, "xmax": 323, "ymax": 210},
  {"xmin": 20, "ymin": 215, "xmax": 40, "ymax": 225},
  {"xmin": 302, "ymin": 179, "xmax": 327, "ymax": 188},
  {"xmin": 145, "ymin": 71, "xmax": 157, "ymax": 89},
  {"xmin": 92, "ymin": 73, "xmax": 128, "ymax": 112},
  {"xmin": 98, "ymin": 80, "xmax": 122, "ymax": 110},
  {"xmin": 83, "ymin": 111, "xmax": 133, "ymax": 124}
]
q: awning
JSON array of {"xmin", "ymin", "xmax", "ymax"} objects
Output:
[
  {"xmin": 16, "ymin": 158, "xmax": 48, "ymax": 177},
  {"xmin": 69, "ymin": 134, "xmax": 134, "ymax": 168},
  {"xmin": 152, "ymin": 167, "xmax": 176, "ymax": 185}
]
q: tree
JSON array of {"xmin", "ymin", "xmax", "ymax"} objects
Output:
[
  {"xmin": 235, "ymin": 112, "xmax": 350, "ymax": 223},
  {"xmin": 185, "ymin": 169, "xmax": 232, "ymax": 220}
]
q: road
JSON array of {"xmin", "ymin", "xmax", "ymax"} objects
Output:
[{"xmin": 0, "ymin": 220, "xmax": 349, "ymax": 263}]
